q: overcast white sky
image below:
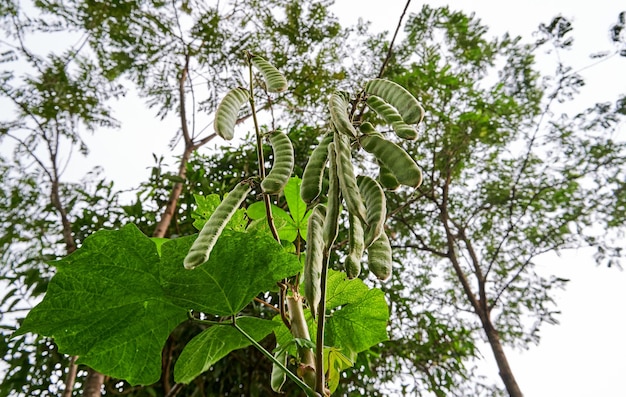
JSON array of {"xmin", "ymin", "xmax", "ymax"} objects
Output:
[{"xmin": 327, "ymin": 2, "xmax": 625, "ymax": 396}]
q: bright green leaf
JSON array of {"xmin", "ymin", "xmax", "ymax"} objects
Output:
[
  {"xmin": 246, "ymin": 201, "xmax": 299, "ymax": 242},
  {"xmin": 150, "ymin": 237, "xmax": 169, "ymax": 256},
  {"xmin": 274, "ymin": 270, "xmax": 388, "ymax": 360},
  {"xmin": 174, "ymin": 317, "xmax": 278, "ymax": 384},
  {"xmin": 284, "ymin": 177, "xmax": 307, "ymax": 223},
  {"xmin": 324, "ymin": 347, "xmax": 353, "ymax": 393},
  {"xmin": 191, "ymin": 193, "xmax": 247, "ymax": 232},
  {"xmin": 324, "ymin": 270, "xmax": 389, "ymax": 356},
  {"xmin": 14, "ymin": 224, "xmax": 188, "ymax": 386},
  {"xmin": 15, "ymin": 224, "xmax": 301, "ymax": 386},
  {"xmin": 162, "ymin": 229, "xmax": 302, "ymax": 316}
]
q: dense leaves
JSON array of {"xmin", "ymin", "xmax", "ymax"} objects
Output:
[{"xmin": 15, "ymin": 223, "xmax": 301, "ymax": 385}]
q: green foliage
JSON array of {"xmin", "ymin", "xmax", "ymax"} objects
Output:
[
  {"xmin": 15, "ymin": 223, "xmax": 301, "ymax": 385},
  {"xmin": 174, "ymin": 317, "xmax": 279, "ymax": 384}
]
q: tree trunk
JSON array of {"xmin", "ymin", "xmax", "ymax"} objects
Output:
[
  {"xmin": 152, "ymin": 146, "xmax": 194, "ymax": 238},
  {"xmin": 52, "ymin": 177, "xmax": 107, "ymax": 396},
  {"xmin": 83, "ymin": 369, "xmax": 105, "ymax": 397},
  {"xmin": 483, "ymin": 318, "xmax": 524, "ymax": 397},
  {"xmin": 61, "ymin": 355, "xmax": 78, "ymax": 397}
]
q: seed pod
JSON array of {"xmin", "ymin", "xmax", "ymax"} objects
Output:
[
  {"xmin": 365, "ymin": 78, "xmax": 424, "ymax": 125},
  {"xmin": 261, "ymin": 131, "xmax": 294, "ymax": 194},
  {"xmin": 345, "ymin": 213, "xmax": 365, "ymax": 279},
  {"xmin": 323, "ymin": 142, "xmax": 340, "ymax": 250},
  {"xmin": 367, "ymin": 231, "xmax": 392, "ymax": 281},
  {"xmin": 360, "ymin": 133, "xmax": 422, "ymax": 188},
  {"xmin": 359, "ymin": 121, "xmax": 378, "ymax": 135},
  {"xmin": 304, "ymin": 204, "xmax": 326, "ymax": 319},
  {"xmin": 366, "ymin": 95, "xmax": 418, "ymax": 141},
  {"xmin": 335, "ymin": 132, "xmax": 368, "ymax": 224},
  {"xmin": 357, "ymin": 175, "xmax": 387, "ymax": 248},
  {"xmin": 329, "ymin": 91, "xmax": 357, "ymax": 139},
  {"xmin": 377, "ymin": 161, "xmax": 400, "ymax": 191},
  {"xmin": 214, "ymin": 87, "xmax": 250, "ymax": 140},
  {"xmin": 184, "ymin": 182, "xmax": 251, "ymax": 269},
  {"xmin": 249, "ymin": 54, "xmax": 288, "ymax": 93},
  {"xmin": 301, "ymin": 133, "xmax": 333, "ymax": 203},
  {"xmin": 271, "ymin": 348, "xmax": 288, "ymax": 393}
]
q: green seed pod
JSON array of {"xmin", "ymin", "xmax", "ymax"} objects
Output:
[
  {"xmin": 360, "ymin": 133, "xmax": 422, "ymax": 188},
  {"xmin": 329, "ymin": 91, "xmax": 357, "ymax": 139},
  {"xmin": 367, "ymin": 231, "xmax": 392, "ymax": 281},
  {"xmin": 335, "ymin": 132, "xmax": 368, "ymax": 224},
  {"xmin": 365, "ymin": 78, "xmax": 424, "ymax": 125},
  {"xmin": 366, "ymin": 95, "xmax": 418, "ymax": 141},
  {"xmin": 304, "ymin": 204, "xmax": 326, "ymax": 319},
  {"xmin": 301, "ymin": 133, "xmax": 333, "ymax": 203},
  {"xmin": 271, "ymin": 348, "xmax": 288, "ymax": 393},
  {"xmin": 214, "ymin": 87, "xmax": 250, "ymax": 140},
  {"xmin": 249, "ymin": 54, "xmax": 288, "ymax": 93},
  {"xmin": 323, "ymin": 142, "xmax": 340, "ymax": 250},
  {"xmin": 359, "ymin": 121, "xmax": 378, "ymax": 135},
  {"xmin": 261, "ymin": 131, "xmax": 294, "ymax": 194},
  {"xmin": 345, "ymin": 213, "xmax": 365, "ymax": 279},
  {"xmin": 357, "ymin": 175, "xmax": 387, "ymax": 248},
  {"xmin": 377, "ymin": 161, "xmax": 400, "ymax": 191},
  {"xmin": 184, "ymin": 182, "xmax": 251, "ymax": 269}
]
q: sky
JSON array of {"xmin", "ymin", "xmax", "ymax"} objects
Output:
[
  {"xmin": 325, "ymin": 1, "xmax": 625, "ymax": 396},
  {"xmin": 2, "ymin": 1, "xmax": 625, "ymax": 396}
]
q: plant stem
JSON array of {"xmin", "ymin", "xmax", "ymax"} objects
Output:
[
  {"xmin": 286, "ymin": 295, "xmax": 317, "ymax": 389},
  {"xmin": 315, "ymin": 250, "xmax": 330, "ymax": 394},
  {"xmin": 232, "ymin": 319, "xmax": 320, "ymax": 397}
]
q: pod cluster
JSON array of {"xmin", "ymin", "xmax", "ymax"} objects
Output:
[{"xmin": 300, "ymin": 78, "xmax": 425, "ymax": 296}]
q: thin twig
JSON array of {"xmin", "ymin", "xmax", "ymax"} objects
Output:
[{"xmin": 377, "ymin": 0, "xmax": 412, "ymax": 78}]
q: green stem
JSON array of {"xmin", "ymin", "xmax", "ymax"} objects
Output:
[
  {"xmin": 232, "ymin": 319, "xmax": 320, "ymax": 397},
  {"xmin": 286, "ymin": 295, "xmax": 317, "ymax": 389},
  {"xmin": 315, "ymin": 250, "xmax": 330, "ymax": 394}
]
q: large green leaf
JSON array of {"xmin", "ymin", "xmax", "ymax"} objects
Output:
[
  {"xmin": 174, "ymin": 317, "xmax": 278, "ymax": 384},
  {"xmin": 162, "ymin": 229, "xmax": 301, "ymax": 315},
  {"xmin": 324, "ymin": 270, "xmax": 389, "ymax": 355},
  {"xmin": 15, "ymin": 224, "xmax": 302, "ymax": 385},
  {"xmin": 14, "ymin": 224, "xmax": 186, "ymax": 385},
  {"xmin": 284, "ymin": 177, "xmax": 307, "ymax": 226},
  {"xmin": 246, "ymin": 201, "xmax": 297, "ymax": 241}
]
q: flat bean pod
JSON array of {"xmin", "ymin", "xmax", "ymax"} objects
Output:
[
  {"xmin": 250, "ymin": 54, "xmax": 288, "ymax": 93},
  {"xmin": 377, "ymin": 160, "xmax": 400, "ymax": 191},
  {"xmin": 359, "ymin": 122, "xmax": 378, "ymax": 135},
  {"xmin": 367, "ymin": 231, "xmax": 392, "ymax": 281},
  {"xmin": 345, "ymin": 213, "xmax": 365, "ymax": 279},
  {"xmin": 301, "ymin": 133, "xmax": 333, "ymax": 203},
  {"xmin": 360, "ymin": 133, "xmax": 422, "ymax": 188},
  {"xmin": 323, "ymin": 142, "xmax": 340, "ymax": 250},
  {"xmin": 329, "ymin": 91, "xmax": 357, "ymax": 139},
  {"xmin": 184, "ymin": 182, "xmax": 251, "ymax": 269},
  {"xmin": 357, "ymin": 175, "xmax": 387, "ymax": 248},
  {"xmin": 366, "ymin": 95, "xmax": 418, "ymax": 141},
  {"xmin": 214, "ymin": 87, "xmax": 250, "ymax": 140},
  {"xmin": 365, "ymin": 78, "xmax": 424, "ymax": 125},
  {"xmin": 335, "ymin": 132, "xmax": 368, "ymax": 224},
  {"xmin": 304, "ymin": 204, "xmax": 326, "ymax": 319},
  {"xmin": 261, "ymin": 131, "xmax": 294, "ymax": 194}
]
